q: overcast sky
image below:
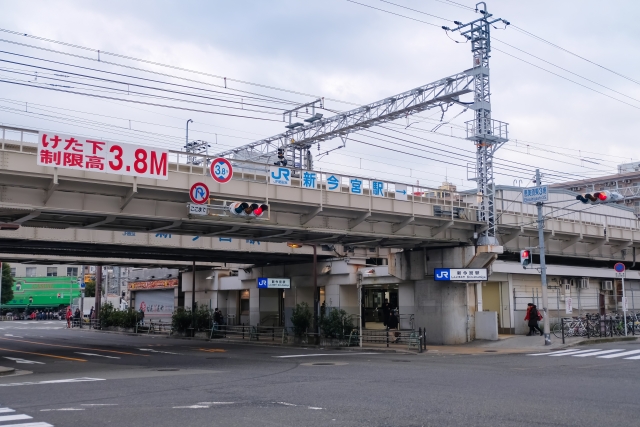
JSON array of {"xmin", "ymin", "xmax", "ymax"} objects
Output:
[{"xmin": 0, "ymin": 0, "xmax": 638, "ymax": 191}]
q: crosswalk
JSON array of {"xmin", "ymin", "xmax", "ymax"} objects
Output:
[
  {"xmin": 528, "ymin": 348, "xmax": 640, "ymax": 360},
  {"xmin": 0, "ymin": 406, "xmax": 52, "ymax": 426}
]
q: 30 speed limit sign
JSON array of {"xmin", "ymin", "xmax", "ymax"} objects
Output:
[{"xmin": 210, "ymin": 157, "xmax": 233, "ymax": 184}]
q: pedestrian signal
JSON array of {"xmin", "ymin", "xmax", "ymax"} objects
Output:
[{"xmin": 520, "ymin": 250, "xmax": 531, "ymax": 269}]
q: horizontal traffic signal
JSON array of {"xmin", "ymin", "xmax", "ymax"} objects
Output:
[
  {"xmin": 576, "ymin": 190, "xmax": 623, "ymax": 204},
  {"xmin": 228, "ymin": 202, "xmax": 269, "ymax": 217}
]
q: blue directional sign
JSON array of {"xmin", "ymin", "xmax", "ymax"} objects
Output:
[
  {"xmin": 523, "ymin": 186, "xmax": 548, "ymax": 204},
  {"xmin": 434, "ymin": 268, "xmax": 488, "ymax": 282},
  {"xmin": 257, "ymin": 277, "xmax": 291, "ymax": 289}
]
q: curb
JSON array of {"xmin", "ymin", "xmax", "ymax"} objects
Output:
[
  {"xmin": 77, "ymin": 327, "xmax": 416, "ymax": 353},
  {"xmin": 0, "ymin": 366, "xmax": 16, "ymax": 376},
  {"xmin": 571, "ymin": 336, "xmax": 639, "ymax": 346}
]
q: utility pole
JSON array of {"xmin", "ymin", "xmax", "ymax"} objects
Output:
[
  {"xmin": 535, "ymin": 169, "xmax": 551, "ymax": 345},
  {"xmin": 444, "ymin": 3, "xmax": 510, "ymax": 246}
]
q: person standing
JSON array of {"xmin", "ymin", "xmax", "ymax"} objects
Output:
[
  {"xmin": 66, "ymin": 307, "xmax": 72, "ymax": 328},
  {"xmin": 525, "ymin": 304, "xmax": 543, "ymax": 336}
]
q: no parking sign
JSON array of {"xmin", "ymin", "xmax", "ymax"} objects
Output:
[{"xmin": 190, "ymin": 182, "xmax": 210, "ymax": 205}]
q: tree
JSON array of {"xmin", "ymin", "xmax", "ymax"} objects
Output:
[
  {"xmin": 84, "ymin": 280, "xmax": 96, "ymax": 297},
  {"xmin": 290, "ymin": 302, "xmax": 312, "ymax": 337},
  {"xmin": 1, "ymin": 263, "xmax": 14, "ymax": 304}
]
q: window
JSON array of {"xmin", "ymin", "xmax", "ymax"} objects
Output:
[
  {"xmin": 10, "ymin": 268, "xmax": 15, "ymax": 277},
  {"xmin": 26, "ymin": 267, "xmax": 36, "ymax": 277},
  {"xmin": 66, "ymin": 267, "xmax": 78, "ymax": 277},
  {"xmin": 46, "ymin": 267, "xmax": 57, "ymax": 277}
]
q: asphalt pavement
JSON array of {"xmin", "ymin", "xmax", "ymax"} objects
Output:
[{"xmin": 0, "ymin": 320, "xmax": 639, "ymax": 427}]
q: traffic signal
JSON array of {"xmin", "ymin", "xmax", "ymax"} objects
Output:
[
  {"xmin": 274, "ymin": 148, "xmax": 288, "ymax": 166},
  {"xmin": 228, "ymin": 202, "xmax": 269, "ymax": 217},
  {"xmin": 520, "ymin": 250, "xmax": 531, "ymax": 269},
  {"xmin": 576, "ymin": 190, "xmax": 623, "ymax": 204}
]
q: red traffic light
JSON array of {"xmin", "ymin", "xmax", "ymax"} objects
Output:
[
  {"xmin": 522, "ymin": 250, "xmax": 530, "ymax": 258},
  {"xmin": 597, "ymin": 192, "xmax": 608, "ymax": 201}
]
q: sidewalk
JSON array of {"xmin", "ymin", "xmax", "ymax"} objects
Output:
[{"xmin": 362, "ymin": 334, "xmax": 640, "ymax": 355}]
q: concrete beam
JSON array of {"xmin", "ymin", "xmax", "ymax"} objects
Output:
[
  {"xmin": 120, "ymin": 178, "xmax": 138, "ymax": 211},
  {"xmin": 430, "ymin": 220, "xmax": 454, "ymax": 237},
  {"xmin": 205, "ymin": 225, "xmax": 240, "ymax": 236},
  {"xmin": 260, "ymin": 229, "xmax": 293, "ymax": 239},
  {"xmin": 588, "ymin": 239, "xmax": 607, "ymax": 254},
  {"xmin": 13, "ymin": 210, "xmax": 41, "ymax": 224},
  {"xmin": 150, "ymin": 220, "xmax": 183, "ymax": 232},
  {"xmin": 348, "ymin": 211, "xmax": 371, "ymax": 229},
  {"xmin": 43, "ymin": 168, "xmax": 58, "ymax": 205},
  {"xmin": 561, "ymin": 235, "xmax": 582, "ymax": 251},
  {"xmin": 392, "ymin": 216, "xmax": 414, "ymax": 234},
  {"xmin": 611, "ymin": 241, "xmax": 633, "ymax": 255},
  {"xmin": 84, "ymin": 215, "xmax": 116, "ymax": 229},
  {"xmin": 499, "ymin": 228, "xmax": 522, "ymax": 245},
  {"xmin": 301, "ymin": 207, "xmax": 323, "ymax": 225}
]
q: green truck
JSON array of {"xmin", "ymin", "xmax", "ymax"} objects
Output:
[{"xmin": 5, "ymin": 276, "xmax": 82, "ymax": 312}]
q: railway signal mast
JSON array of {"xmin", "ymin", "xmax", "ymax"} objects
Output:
[{"xmin": 213, "ymin": 2, "xmax": 510, "ymax": 244}]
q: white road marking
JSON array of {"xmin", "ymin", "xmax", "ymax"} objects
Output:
[
  {"xmin": 274, "ymin": 352, "xmax": 378, "ymax": 358},
  {"xmin": 308, "ymin": 406, "xmax": 323, "ymax": 410},
  {"xmin": 276, "ymin": 402, "xmax": 297, "ymax": 406},
  {"xmin": 0, "ymin": 414, "xmax": 32, "ymax": 422},
  {"xmin": 40, "ymin": 408, "xmax": 84, "ymax": 411},
  {"xmin": 197, "ymin": 402, "xmax": 235, "ymax": 405},
  {"xmin": 527, "ymin": 349, "xmax": 588, "ymax": 356},
  {"xmin": 138, "ymin": 348, "xmax": 181, "ymax": 355},
  {"xmin": 0, "ymin": 377, "xmax": 105, "ymax": 387},
  {"xmin": 4, "ymin": 334, "xmax": 23, "ymax": 338},
  {"xmin": 2, "ymin": 423, "xmax": 53, "ymax": 427},
  {"xmin": 572, "ymin": 349, "xmax": 623, "ymax": 357},
  {"xmin": 3, "ymin": 357, "xmax": 45, "ymax": 365},
  {"xmin": 549, "ymin": 349, "xmax": 602, "ymax": 357},
  {"xmin": 0, "ymin": 408, "xmax": 15, "ymax": 413},
  {"xmin": 173, "ymin": 405, "xmax": 210, "ymax": 409},
  {"xmin": 598, "ymin": 349, "xmax": 640, "ymax": 359},
  {"xmin": 75, "ymin": 352, "xmax": 121, "ymax": 359},
  {"xmin": 80, "ymin": 404, "xmax": 118, "ymax": 406}
]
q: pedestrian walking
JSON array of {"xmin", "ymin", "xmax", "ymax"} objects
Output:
[
  {"xmin": 525, "ymin": 303, "xmax": 543, "ymax": 336},
  {"xmin": 66, "ymin": 307, "xmax": 72, "ymax": 328},
  {"xmin": 387, "ymin": 309, "xmax": 400, "ymax": 343},
  {"xmin": 382, "ymin": 299, "xmax": 390, "ymax": 326}
]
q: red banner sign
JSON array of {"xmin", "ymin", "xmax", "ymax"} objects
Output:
[{"xmin": 38, "ymin": 131, "xmax": 169, "ymax": 180}]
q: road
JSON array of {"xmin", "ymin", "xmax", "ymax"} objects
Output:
[{"xmin": 0, "ymin": 320, "xmax": 638, "ymax": 427}]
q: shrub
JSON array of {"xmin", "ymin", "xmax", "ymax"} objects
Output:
[
  {"xmin": 172, "ymin": 308, "xmax": 192, "ymax": 333},
  {"xmin": 291, "ymin": 302, "xmax": 312, "ymax": 337},
  {"xmin": 320, "ymin": 308, "xmax": 354, "ymax": 339},
  {"xmin": 99, "ymin": 302, "xmax": 139, "ymax": 328}
]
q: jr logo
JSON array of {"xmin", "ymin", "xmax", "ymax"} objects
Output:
[
  {"xmin": 271, "ymin": 168, "xmax": 290, "ymax": 181},
  {"xmin": 269, "ymin": 166, "xmax": 291, "ymax": 186},
  {"xmin": 435, "ymin": 269, "xmax": 450, "ymax": 280}
]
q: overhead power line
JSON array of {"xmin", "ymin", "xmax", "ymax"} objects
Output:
[{"xmin": 0, "ymin": 79, "xmax": 282, "ymax": 122}]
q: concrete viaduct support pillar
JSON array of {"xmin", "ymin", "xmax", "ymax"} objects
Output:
[{"xmin": 389, "ymin": 246, "xmax": 498, "ymax": 345}]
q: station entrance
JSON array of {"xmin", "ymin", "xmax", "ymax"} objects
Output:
[{"xmin": 362, "ymin": 284, "xmax": 399, "ymax": 329}]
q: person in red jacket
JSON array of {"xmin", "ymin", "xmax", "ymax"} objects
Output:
[
  {"xmin": 524, "ymin": 303, "xmax": 543, "ymax": 336},
  {"xmin": 66, "ymin": 307, "xmax": 72, "ymax": 329}
]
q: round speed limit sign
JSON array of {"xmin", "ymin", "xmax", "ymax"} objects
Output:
[{"xmin": 210, "ymin": 157, "xmax": 233, "ymax": 184}]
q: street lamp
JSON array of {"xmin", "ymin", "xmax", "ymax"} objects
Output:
[
  {"xmin": 186, "ymin": 119, "xmax": 193, "ymax": 148},
  {"xmin": 287, "ymin": 242, "xmax": 318, "ymax": 342}
]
